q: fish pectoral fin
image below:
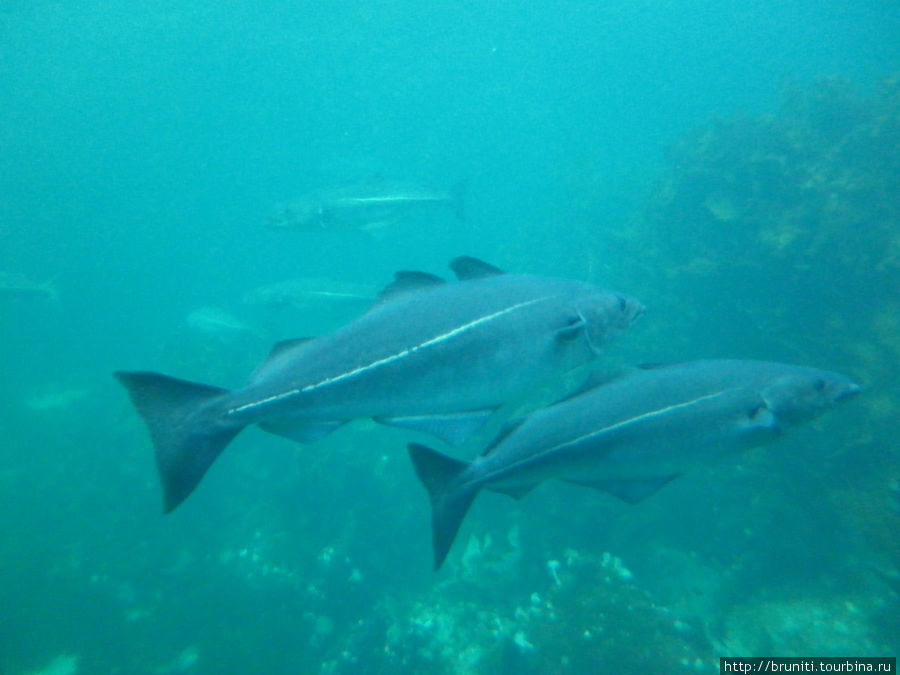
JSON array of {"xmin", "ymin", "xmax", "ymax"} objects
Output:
[
  {"xmin": 564, "ymin": 474, "xmax": 680, "ymax": 504},
  {"xmin": 555, "ymin": 315, "xmax": 587, "ymax": 342},
  {"xmin": 746, "ymin": 402, "xmax": 778, "ymax": 429},
  {"xmin": 376, "ymin": 410, "xmax": 495, "ymax": 446},
  {"xmin": 258, "ymin": 419, "xmax": 345, "ymax": 443},
  {"xmin": 738, "ymin": 400, "xmax": 782, "ymax": 435}
]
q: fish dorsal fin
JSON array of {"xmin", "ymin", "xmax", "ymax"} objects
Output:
[
  {"xmin": 262, "ymin": 338, "xmax": 313, "ymax": 365},
  {"xmin": 247, "ymin": 337, "xmax": 315, "ymax": 384},
  {"xmin": 267, "ymin": 337, "xmax": 314, "ymax": 360},
  {"xmin": 376, "ymin": 270, "xmax": 446, "ymax": 304},
  {"xmin": 450, "ymin": 256, "xmax": 504, "ymax": 280}
]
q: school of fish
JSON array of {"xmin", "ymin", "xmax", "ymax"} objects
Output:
[{"xmin": 116, "ymin": 209, "xmax": 861, "ymax": 568}]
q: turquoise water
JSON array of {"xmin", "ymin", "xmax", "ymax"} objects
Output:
[{"xmin": 2, "ymin": 2, "xmax": 899, "ymax": 672}]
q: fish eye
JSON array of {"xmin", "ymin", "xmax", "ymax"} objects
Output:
[
  {"xmin": 814, "ymin": 379, "xmax": 826, "ymax": 392},
  {"xmin": 618, "ymin": 296, "xmax": 627, "ymax": 312}
]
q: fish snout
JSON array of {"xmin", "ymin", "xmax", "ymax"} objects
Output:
[
  {"xmin": 836, "ymin": 381, "xmax": 862, "ymax": 402},
  {"xmin": 620, "ymin": 295, "xmax": 646, "ymax": 326}
]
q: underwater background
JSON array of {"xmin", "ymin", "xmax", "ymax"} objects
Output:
[{"xmin": 2, "ymin": 1, "xmax": 899, "ymax": 672}]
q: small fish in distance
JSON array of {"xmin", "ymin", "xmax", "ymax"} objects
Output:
[{"xmin": 266, "ymin": 180, "xmax": 466, "ymax": 231}]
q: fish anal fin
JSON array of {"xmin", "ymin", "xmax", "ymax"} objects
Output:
[
  {"xmin": 486, "ymin": 481, "xmax": 539, "ymax": 500},
  {"xmin": 564, "ymin": 474, "xmax": 680, "ymax": 504},
  {"xmin": 258, "ymin": 419, "xmax": 345, "ymax": 444},
  {"xmin": 408, "ymin": 443, "xmax": 478, "ymax": 570},
  {"xmin": 377, "ymin": 410, "xmax": 494, "ymax": 446},
  {"xmin": 450, "ymin": 256, "xmax": 504, "ymax": 280}
]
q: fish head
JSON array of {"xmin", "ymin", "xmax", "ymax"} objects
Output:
[
  {"xmin": 574, "ymin": 290, "xmax": 645, "ymax": 354},
  {"xmin": 761, "ymin": 368, "xmax": 860, "ymax": 426}
]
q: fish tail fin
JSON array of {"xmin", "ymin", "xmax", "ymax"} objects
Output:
[
  {"xmin": 408, "ymin": 442, "xmax": 478, "ymax": 570},
  {"xmin": 449, "ymin": 180, "xmax": 466, "ymax": 222},
  {"xmin": 114, "ymin": 371, "xmax": 244, "ymax": 513}
]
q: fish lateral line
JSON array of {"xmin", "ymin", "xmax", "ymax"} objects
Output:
[
  {"xmin": 477, "ymin": 389, "xmax": 734, "ymax": 483},
  {"xmin": 226, "ymin": 296, "xmax": 552, "ymax": 416}
]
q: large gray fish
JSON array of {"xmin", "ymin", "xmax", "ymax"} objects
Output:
[
  {"xmin": 266, "ymin": 180, "xmax": 466, "ymax": 231},
  {"xmin": 116, "ymin": 257, "xmax": 643, "ymax": 512},
  {"xmin": 409, "ymin": 359, "xmax": 860, "ymax": 569}
]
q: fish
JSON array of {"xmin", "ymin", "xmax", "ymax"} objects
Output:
[
  {"xmin": 408, "ymin": 359, "xmax": 860, "ymax": 569},
  {"xmin": 185, "ymin": 306, "xmax": 261, "ymax": 340},
  {"xmin": 0, "ymin": 271, "xmax": 58, "ymax": 303},
  {"xmin": 242, "ymin": 278, "xmax": 377, "ymax": 312},
  {"xmin": 265, "ymin": 180, "xmax": 466, "ymax": 231},
  {"xmin": 115, "ymin": 256, "xmax": 644, "ymax": 512}
]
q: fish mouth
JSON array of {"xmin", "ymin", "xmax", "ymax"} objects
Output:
[
  {"xmin": 836, "ymin": 382, "xmax": 861, "ymax": 401},
  {"xmin": 631, "ymin": 303, "xmax": 647, "ymax": 323}
]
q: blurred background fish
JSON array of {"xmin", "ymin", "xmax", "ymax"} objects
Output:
[
  {"xmin": 185, "ymin": 305, "xmax": 262, "ymax": 342},
  {"xmin": 265, "ymin": 180, "xmax": 465, "ymax": 231},
  {"xmin": 0, "ymin": 271, "xmax": 58, "ymax": 303},
  {"xmin": 242, "ymin": 278, "xmax": 376, "ymax": 313}
]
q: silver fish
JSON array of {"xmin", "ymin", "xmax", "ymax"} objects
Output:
[
  {"xmin": 409, "ymin": 359, "xmax": 860, "ymax": 569},
  {"xmin": 266, "ymin": 180, "xmax": 465, "ymax": 231},
  {"xmin": 186, "ymin": 306, "xmax": 260, "ymax": 339},
  {"xmin": 242, "ymin": 278, "xmax": 377, "ymax": 312},
  {"xmin": 0, "ymin": 272, "xmax": 58, "ymax": 303},
  {"xmin": 116, "ymin": 257, "xmax": 643, "ymax": 512}
]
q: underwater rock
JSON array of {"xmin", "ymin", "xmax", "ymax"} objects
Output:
[
  {"xmin": 375, "ymin": 549, "xmax": 706, "ymax": 673},
  {"xmin": 719, "ymin": 597, "xmax": 887, "ymax": 656}
]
